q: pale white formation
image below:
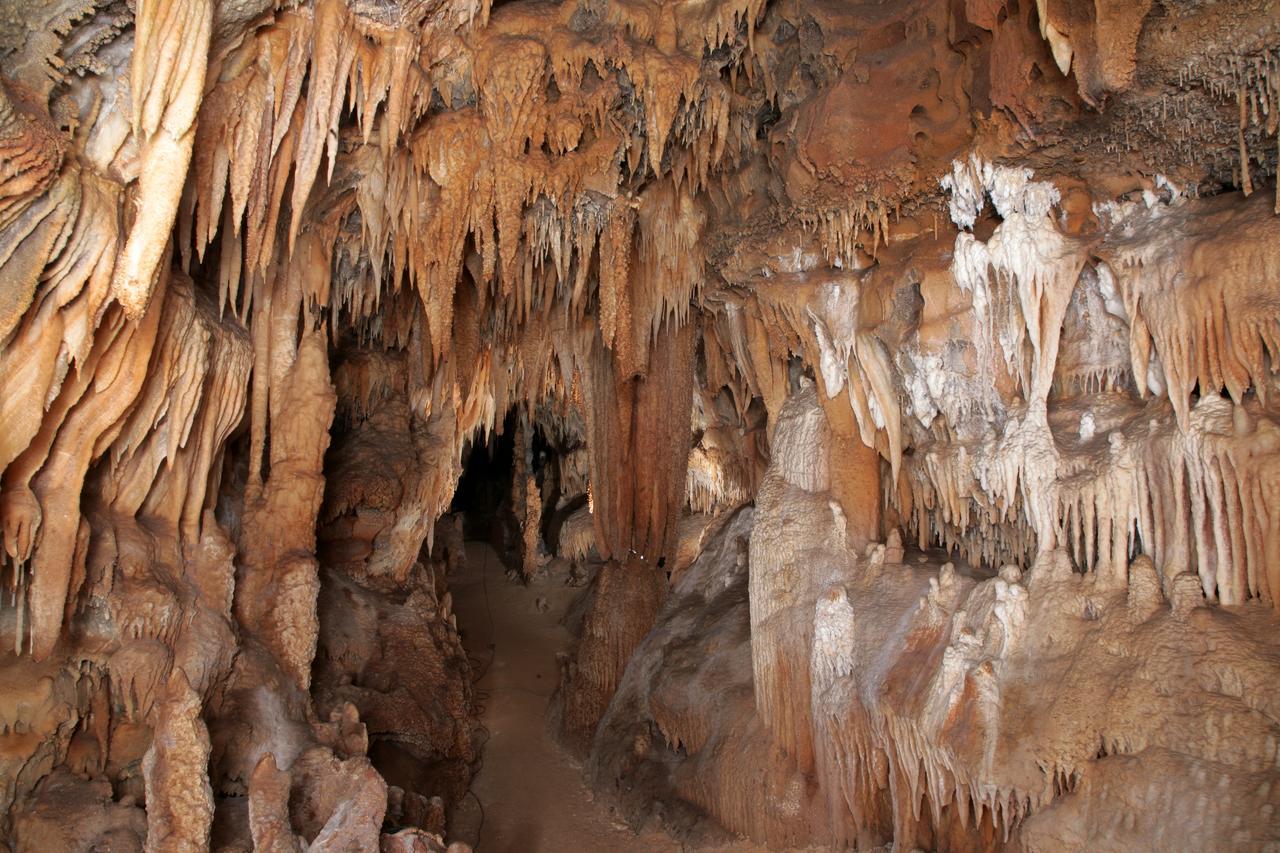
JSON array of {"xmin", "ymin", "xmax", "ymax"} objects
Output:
[
  {"xmin": 749, "ymin": 383, "xmax": 850, "ymax": 772},
  {"xmin": 747, "ymin": 396, "xmax": 1280, "ymax": 849},
  {"xmin": 873, "ymin": 161, "xmax": 1280, "ymax": 603}
]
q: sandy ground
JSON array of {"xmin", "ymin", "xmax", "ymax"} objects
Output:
[
  {"xmin": 447, "ymin": 542, "xmax": 762, "ymax": 853},
  {"xmin": 448, "ymin": 541, "xmax": 673, "ymax": 852}
]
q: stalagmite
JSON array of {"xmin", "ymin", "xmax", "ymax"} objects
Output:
[{"xmin": 141, "ymin": 672, "xmax": 215, "ymax": 852}]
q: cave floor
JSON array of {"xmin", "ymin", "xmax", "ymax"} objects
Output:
[{"xmin": 447, "ymin": 541, "xmax": 681, "ymax": 851}]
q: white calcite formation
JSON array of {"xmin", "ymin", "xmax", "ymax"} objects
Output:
[{"xmin": 599, "ymin": 387, "xmax": 1280, "ymax": 850}]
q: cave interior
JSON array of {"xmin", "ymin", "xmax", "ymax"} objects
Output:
[{"xmin": 1, "ymin": 0, "xmax": 1280, "ymax": 849}]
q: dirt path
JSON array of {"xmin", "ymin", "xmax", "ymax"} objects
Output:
[{"xmin": 447, "ymin": 541, "xmax": 684, "ymax": 852}]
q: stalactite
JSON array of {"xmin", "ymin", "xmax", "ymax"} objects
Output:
[
  {"xmin": 113, "ymin": 0, "xmax": 212, "ymax": 318},
  {"xmin": 0, "ymin": 90, "xmax": 122, "ymax": 475},
  {"xmin": 557, "ymin": 316, "xmax": 697, "ymax": 746},
  {"xmin": 580, "ymin": 317, "xmax": 696, "ymax": 563},
  {"xmin": 9, "ymin": 286, "xmax": 166, "ymax": 659}
]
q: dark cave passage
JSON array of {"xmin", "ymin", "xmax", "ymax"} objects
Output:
[
  {"xmin": 453, "ymin": 420, "xmax": 518, "ymax": 545},
  {"xmin": 443, "ymin": 539, "xmax": 700, "ymax": 853}
]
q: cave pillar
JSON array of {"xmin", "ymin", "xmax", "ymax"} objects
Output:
[
  {"xmin": 827, "ymin": 431, "xmax": 882, "ymax": 551},
  {"xmin": 235, "ymin": 326, "xmax": 335, "ymax": 689},
  {"xmin": 234, "ymin": 254, "xmax": 337, "ymax": 689},
  {"xmin": 817, "ymin": 382, "xmax": 883, "ymax": 551},
  {"xmin": 141, "ymin": 671, "xmax": 214, "ymax": 852},
  {"xmin": 513, "ymin": 416, "xmax": 546, "ymax": 579},
  {"xmin": 557, "ymin": 317, "xmax": 695, "ymax": 748},
  {"xmin": 558, "ymin": 555, "xmax": 667, "ymax": 748}
]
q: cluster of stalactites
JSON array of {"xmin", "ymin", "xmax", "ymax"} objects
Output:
[
  {"xmin": 1095, "ymin": 188, "xmax": 1280, "ymax": 429},
  {"xmin": 749, "ymin": 155, "xmax": 1280, "ymax": 610},
  {"xmin": 176, "ymin": 0, "xmax": 755, "ymax": 370},
  {"xmin": 0, "ymin": 0, "xmax": 767, "ymax": 650},
  {"xmin": 2, "ymin": 272, "xmax": 251, "ymax": 660},
  {"xmin": 800, "ymin": 201, "xmax": 893, "ymax": 267},
  {"xmin": 878, "ymin": 157, "xmax": 1280, "ymax": 607},
  {"xmin": 142, "ymin": 0, "xmax": 743, "ymax": 561},
  {"xmin": 892, "ymin": 443, "xmax": 1039, "ymax": 571},
  {"xmin": 1205, "ymin": 48, "xmax": 1280, "ymax": 211}
]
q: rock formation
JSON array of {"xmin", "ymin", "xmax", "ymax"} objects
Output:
[{"xmin": 0, "ymin": 0, "xmax": 1278, "ymax": 848}]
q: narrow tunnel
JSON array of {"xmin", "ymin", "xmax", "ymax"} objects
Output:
[
  {"xmin": 443, "ymin": 420, "xmax": 670, "ymax": 851},
  {"xmin": 452, "ymin": 418, "xmax": 520, "ymax": 549},
  {"xmin": 2, "ymin": 0, "xmax": 1280, "ymax": 850}
]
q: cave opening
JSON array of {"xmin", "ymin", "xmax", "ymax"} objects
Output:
[{"xmin": 453, "ymin": 418, "xmax": 519, "ymax": 547}]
